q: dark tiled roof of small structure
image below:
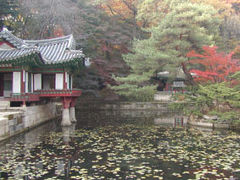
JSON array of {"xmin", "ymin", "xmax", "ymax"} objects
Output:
[{"xmin": 0, "ymin": 28, "xmax": 85, "ymax": 65}]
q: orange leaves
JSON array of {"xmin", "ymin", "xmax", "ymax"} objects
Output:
[
  {"xmin": 187, "ymin": 46, "xmax": 240, "ymax": 83},
  {"xmin": 53, "ymin": 25, "xmax": 64, "ymax": 37},
  {"xmin": 100, "ymin": 0, "xmax": 137, "ymax": 19},
  {"xmin": 136, "ymin": 0, "xmax": 165, "ymax": 27},
  {"xmin": 191, "ymin": 0, "xmax": 233, "ymax": 17}
]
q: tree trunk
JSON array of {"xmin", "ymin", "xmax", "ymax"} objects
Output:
[{"xmin": 181, "ymin": 62, "xmax": 196, "ymax": 86}]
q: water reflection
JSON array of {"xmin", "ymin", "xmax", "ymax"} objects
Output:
[
  {"xmin": 55, "ymin": 159, "xmax": 72, "ymax": 179},
  {"xmin": 0, "ymin": 110, "xmax": 239, "ymax": 179},
  {"xmin": 154, "ymin": 115, "xmax": 187, "ymax": 127},
  {"xmin": 62, "ymin": 123, "xmax": 76, "ymax": 144},
  {"xmin": 0, "ymin": 119, "xmax": 58, "ymax": 152}
]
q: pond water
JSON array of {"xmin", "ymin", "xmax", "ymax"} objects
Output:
[{"xmin": 0, "ymin": 110, "xmax": 240, "ymax": 180}]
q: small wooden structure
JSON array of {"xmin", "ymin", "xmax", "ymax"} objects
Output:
[
  {"xmin": 0, "ymin": 28, "xmax": 88, "ymax": 126},
  {"xmin": 156, "ymin": 70, "xmax": 186, "ymax": 93}
]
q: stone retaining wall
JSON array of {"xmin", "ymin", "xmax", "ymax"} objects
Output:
[
  {"xmin": 0, "ymin": 102, "xmax": 61, "ymax": 141},
  {"xmin": 188, "ymin": 121, "xmax": 230, "ymax": 129},
  {"xmin": 24, "ymin": 103, "xmax": 58, "ymax": 128},
  {"xmin": 154, "ymin": 92, "xmax": 172, "ymax": 101},
  {"xmin": 77, "ymin": 101, "xmax": 172, "ymax": 111}
]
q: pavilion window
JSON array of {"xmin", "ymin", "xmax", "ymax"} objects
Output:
[
  {"xmin": 69, "ymin": 75, "xmax": 72, "ymax": 90},
  {"xmin": 42, "ymin": 74, "xmax": 55, "ymax": 90},
  {"xmin": 28, "ymin": 73, "xmax": 32, "ymax": 93},
  {"xmin": 2, "ymin": 73, "xmax": 12, "ymax": 97}
]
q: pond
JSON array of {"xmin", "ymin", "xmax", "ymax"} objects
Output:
[{"xmin": 0, "ymin": 110, "xmax": 240, "ymax": 179}]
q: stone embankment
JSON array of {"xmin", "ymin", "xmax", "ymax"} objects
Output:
[
  {"xmin": 188, "ymin": 115, "xmax": 238, "ymax": 130},
  {"xmin": 0, "ymin": 102, "xmax": 61, "ymax": 142},
  {"xmin": 77, "ymin": 101, "xmax": 172, "ymax": 112},
  {"xmin": 77, "ymin": 96, "xmax": 236, "ymax": 130}
]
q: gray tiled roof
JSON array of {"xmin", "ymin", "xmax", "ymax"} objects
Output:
[
  {"xmin": 0, "ymin": 28, "xmax": 85, "ymax": 65},
  {"xmin": 0, "ymin": 47, "xmax": 39, "ymax": 61}
]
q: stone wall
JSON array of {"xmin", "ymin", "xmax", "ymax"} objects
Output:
[
  {"xmin": 188, "ymin": 115, "xmax": 231, "ymax": 129},
  {"xmin": 0, "ymin": 117, "xmax": 9, "ymax": 140},
  {"xmin": 154, "ymin": 92, "xmax": 172, "ymax": 101},
  {"xmin": 0, "ymin": 111, "xmax": 24, "ymax": 141},
  {"xmin": 154, "ymin": 116, "xmax": 187, "ymax": 126},
  {"xmin": 77, "ymin": 101, "xmax": 172, "ymax": 111},
  {"xmin": 0, "ymin": 102, "xmax": 61, "ymax": 141},
  {"xmin": 24, "ymin": 103, "xmax": 58, "ymax": 128},
  {"xmin": 188, "ymin": 121, "xmax": 230, "ymax": 129}
]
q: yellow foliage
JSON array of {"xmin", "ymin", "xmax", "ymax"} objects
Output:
[
  {"xmin": 100, "ymin": 0, "xmax": 137, "ymax": 19},
  {"xmin": 137, "ymin": 0, "xmax": 165, "ymax": 27},
  {"xmin": 191, "ymin": 0, "xmax": 233, "ymax": 17}
]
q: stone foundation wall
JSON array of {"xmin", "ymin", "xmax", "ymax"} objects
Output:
[
  {"xmin": 24, "ymin": 103, "xmax": 58, "ymax": 128},
  {"xmin": 0, "ymin": 102, "xmax": 61, "ymax": 142},
  {"xmin": 0, "ymin": 112, "xmax": 23, "ymax": 141},
  {"xmin": 154, "ymin": 92, "xmax": 172, "ymax": 101},
  {"xmin": 77, "ymin": 101, "xmax": 172, "ymax": 111},
  {"xmin": 0, "ymin": 117, "xmax": 9, "ymax": 140},
  {"xmin": 188, "ymin": 121, "xmax": 230, "ymax": 129},
  {"xmin": 188, "ymin": 115, "xmax": 231, "ymax": 129}
]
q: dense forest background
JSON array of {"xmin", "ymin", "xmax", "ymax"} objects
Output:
[{"xmin": 1, "ymin": 0, "xmax": 240, "ymax": 101}]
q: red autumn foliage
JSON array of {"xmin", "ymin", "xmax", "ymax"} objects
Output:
[{"xmin": 186, "ymin": 46, "xmax": 240, "ymax": 83}]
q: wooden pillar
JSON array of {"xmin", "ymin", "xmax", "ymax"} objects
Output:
[
  {"xmin": 165, "ymin": 83, "xmax": 169, "ymax": 91},
  {"xmin": 63, "ymin": 71, "xmax": 67, "ymax": 90},
  {"xmin": 70, "ymin": 97, "xmax": 77, "ymax": 123},
  {"xmin": 61, "ymin": 97, "xmax": 72, "ymax": 126},
  {"xmin": 33, "ymin": 73, "xmax": 35, "ymax": 92},
  {"xmin": 22, "ymin": 100, "xmax": 26, "ymax": 107}
]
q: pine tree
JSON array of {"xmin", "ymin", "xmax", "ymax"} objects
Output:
[{"xmin": 112, "ymin": 0, "xmax": 221, "ymax": 101}]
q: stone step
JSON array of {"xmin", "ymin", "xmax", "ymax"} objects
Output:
[
  {"xmin": 0, "ymin": 107, "xmax": 24, "ymax": 112},
  {"xmin": 0, "ymin": 100, "xmax": 10, "ymax": 108}
]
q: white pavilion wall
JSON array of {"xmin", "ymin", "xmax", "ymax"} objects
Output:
[
  {"xmin": 12, "ymin": 72, "xmax": 21, "ymax": 93},
  {"xmin": 24, "ymin": 72, "xmax": 33, "ymax": 93},
  {"xmin": 31, "ymin": 74, "xmax": 34, "ymax": 92},
  {"xmin": 55, "ymin": 73, "xmax": 63, "ymax": 89},
  {"xmin": 25, "ymin": 72, "xmax": 28, "ymax": 93},
  {"xmin": 34, "ymin": 74, "xmax": 42, "ymax": 90},
  {"xmin": 66, "ymin": 72, "xmax": 70, "ymax": 89}
]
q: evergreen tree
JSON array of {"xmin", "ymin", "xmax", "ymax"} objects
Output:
[{"xmin": 112, "ymin": 0, "xmax": 221, "ymax": 101}]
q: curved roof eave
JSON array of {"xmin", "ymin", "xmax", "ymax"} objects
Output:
[
  {"xmin": 0, "ymin": 28, "xmax": 88, "ymax": 66},
  {"xmin": 0, "ymin": 28, "xmax": 27, "ymax": 48},
  {"xmin": 24, "ymin": 34, "xmax": 73, "ymax": 46}
]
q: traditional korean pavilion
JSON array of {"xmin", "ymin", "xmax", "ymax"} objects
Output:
[
  {"xmin": 156, "ymin": 69, "xmax": 186, "ymax": 92},
  {"xmin": 0, "ymin": 28, "xmax": 87, "ymax": 126}
]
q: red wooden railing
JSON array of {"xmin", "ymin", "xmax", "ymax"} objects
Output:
[{"xmin": 9, "ymin": 89, "xmax": 82, "ymax": 102}]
